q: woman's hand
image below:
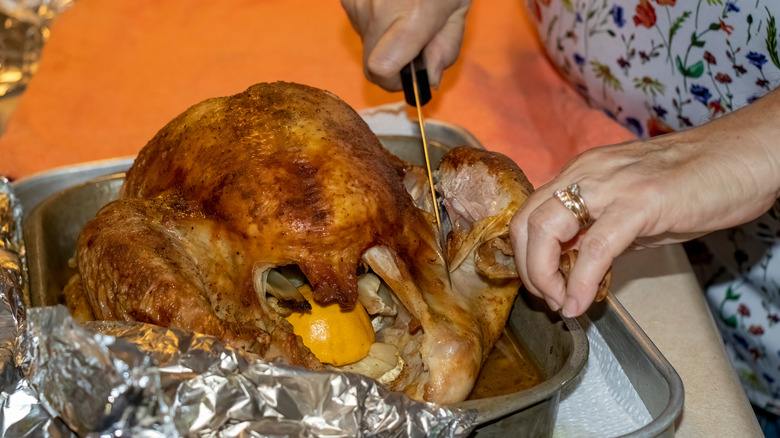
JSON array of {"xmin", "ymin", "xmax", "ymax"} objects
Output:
[
  {"xmin": 341, "ymin": 0, "xmax": 472, "ymax": 91},
  {"xmin": 510, "ymin": 89, "xmax": 780, "ymax": 317}
]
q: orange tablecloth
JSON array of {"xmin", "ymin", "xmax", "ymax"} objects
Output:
[{"xmin": 0, "ymin": 0, "xmax": 632, "ymax": 186}]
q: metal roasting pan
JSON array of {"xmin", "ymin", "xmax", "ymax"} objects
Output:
[{"xmin": 15, "ymin": 119, "xmax": 683, "ymax": 437}]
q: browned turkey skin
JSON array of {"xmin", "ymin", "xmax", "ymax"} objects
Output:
[{"xmin": 70, "ymin": 82, "xmax": 535, "ymax": 403}]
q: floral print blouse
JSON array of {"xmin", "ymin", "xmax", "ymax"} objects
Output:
[
  {"xmin": 529, "ymin": 0, "xmax": 780, "ymax": 138},
  {"xmin": 527, "ymin": 0, "xmax": 780, "ymax": 416}
]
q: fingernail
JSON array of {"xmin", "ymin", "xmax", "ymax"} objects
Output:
[
  {"xmin": 561, "ymin": 297, "xmax": 579, "ymax": 318},
  {"xmin": 429, "ymin": 72, "xmax": 440, "ymax": 91},
  {"xmin": 428, "ymin": 63, "xmax": 442, "ymax": 90},
  {"xmin": 545, "ymin": 296, "xmax": 561, "ymax": 312}
]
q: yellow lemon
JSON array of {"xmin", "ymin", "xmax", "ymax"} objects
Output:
[{"xmin": 285, "ymin": 284, "xmax": 374, "ymax": 366}]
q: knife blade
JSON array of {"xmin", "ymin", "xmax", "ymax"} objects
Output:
[{"xmin": 401, "ymin": 54, "xmax": 452, "ymax": 284}]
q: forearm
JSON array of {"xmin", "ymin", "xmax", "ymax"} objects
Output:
[{"xmin": 646, "ymin": 87, "xmax": 780, "ymax": 230}]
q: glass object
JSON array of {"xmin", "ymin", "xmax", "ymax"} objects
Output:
[{"xmin": 0, "ymin": 0, "xmax": 74, "ymax": 97}]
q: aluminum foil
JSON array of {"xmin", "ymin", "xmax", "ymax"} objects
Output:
[
  {"xmin": 0, "ymin": 177, "xmax": 477, "ymax": 437},
  {"xmin": 0, "ymin": 176, "xmax": 24, "ymax": 389}
]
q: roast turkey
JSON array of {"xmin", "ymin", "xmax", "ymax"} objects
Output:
[{"xmin": 66, "ymin": 82, "xmax": 535, "ymax": 404}]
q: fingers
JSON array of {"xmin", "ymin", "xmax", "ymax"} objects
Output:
[
  {"xmin": 340, "ymin": 0, "xmax": 365, "ymax": 34},
  {"xmin": 421, "ymin": 6, "xmax": 468, "ymax": 90},
  {"xmin": 511, "ymin": 181, "xmax": 644, "ymax": 318},
  {"xmin": 341, "ymin": 0, "xmax": 471, "ymax": 91},
  {"xmin": 523, "ymin": 196, "xmax": 581, "ymax": 310},
  {"xmin": 366, "ymin": 18, "xmax": 432, "ymax": 91},
  {"xmin": 559, "ymin": 209, "xmax": 642, "ymax": 316}
]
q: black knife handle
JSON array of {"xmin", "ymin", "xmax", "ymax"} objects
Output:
[{"xmin": 401, "ymin": 53, "xmax": 431, "ymax": 106}]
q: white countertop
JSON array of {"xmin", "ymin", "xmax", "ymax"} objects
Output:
[{"xmin": 612, "ymin": 244, "xmax": 762, "ymax": 436}]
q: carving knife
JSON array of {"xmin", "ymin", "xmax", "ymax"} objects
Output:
[{"xmin": 401, "ymin": 54, "xmax": 453, "ymax": 283}]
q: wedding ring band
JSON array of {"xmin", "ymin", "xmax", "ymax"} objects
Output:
[{"xmin": 553, "ymin": 183, "xmax": 591, "ymax": 228}]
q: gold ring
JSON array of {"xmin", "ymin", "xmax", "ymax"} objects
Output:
[{"xmin": 553, "ymin": 183, "xmax": 591, "ymax": 228}]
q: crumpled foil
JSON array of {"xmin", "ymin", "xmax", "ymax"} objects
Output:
[
  {"xmin": 0, "ymin": 176, "xmax": 25, "ymax": 389},
  {"xmin": 0, "ymin": 178, "xmax": 477, "ymax": 437}
]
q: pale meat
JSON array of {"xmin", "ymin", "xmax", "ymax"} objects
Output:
[{"xmin": 72, "ymin": 82, "xmax": 535, "ymax": 404}]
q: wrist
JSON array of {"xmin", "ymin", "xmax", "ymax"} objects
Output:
[
  {"xmin": 721, "ymin": 89, "xmax": 780, "ymax": 203},
  {"xmin": 681, "ymin": 90, "xmax": 780, "ymax": 223}
]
